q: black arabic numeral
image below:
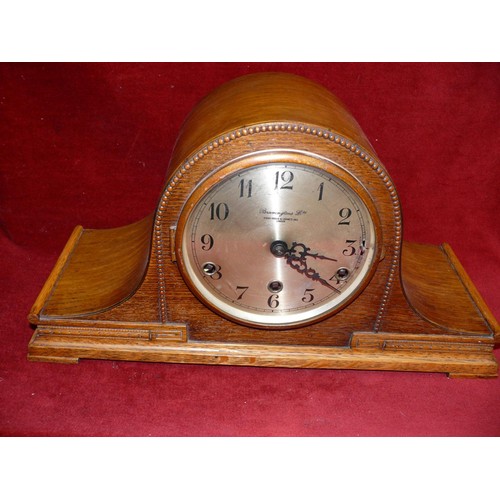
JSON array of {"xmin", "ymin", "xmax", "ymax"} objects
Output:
[
  {"xmin": 317, "ymin": 182, "xmax": 324, "ymax": 201},
  {"xmin": 302, "ymin": 288, "xmax": 315, "ymax": 303},
  {"xmin": 267, "ymin": 294, "xmax": 280, "ymax": 308},
  {"xmin": 274, "ymin": 170, "xmax": 294, "ymax": 190},
  {"xmin": 343, "ymin": 239, "xmax": 357, "ymax": 256},
  {"xmin": 329, "ymin": 274, "xmax": 341, "ymax": 285},
  {"xmin": 238, "ymin": 179, "xmax": 253, "ymax": 198},
  {"xmin": 200, "ymin": 234, "xmax": 214, "ymax": 251},
  {"xmin": 209, "ymin": 202, "xmax": 229, "ymax": 220},
  {"xmin": 211, "ymin": 265, "xmax": 222, "ymax": 280},
  {"xmin": 235, "ymin": 286, "xmax": 249, "ymax": 300},
  {"xmin": 338, "ymin": 207, "xmax": 352, "ymax": 225}
]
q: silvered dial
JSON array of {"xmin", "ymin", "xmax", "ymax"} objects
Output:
[{"xmin": 179, "ymin": 162, "xmax": 376, "ymax": 327}]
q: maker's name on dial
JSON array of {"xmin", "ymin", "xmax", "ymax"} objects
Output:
[{"xmin": 259, "ymin": 208, "xmax": 307, "ymax": 222}]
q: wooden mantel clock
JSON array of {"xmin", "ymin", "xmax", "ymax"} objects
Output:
[{"xmin": 28, "ymin": 72, "xmax": 499, "ymax": 378}]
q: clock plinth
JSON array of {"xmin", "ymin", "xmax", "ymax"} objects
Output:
[{"xmin": 28, "ymin": 73, "xmax": 499, "ymax": 378}]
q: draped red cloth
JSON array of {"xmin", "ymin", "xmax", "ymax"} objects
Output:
[{"xmin": 1, "ymin": 62, "xmax": 499, "ymax": 436}]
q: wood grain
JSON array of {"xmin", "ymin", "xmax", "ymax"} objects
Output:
[
  {"xmin": 401, "ymin": 242, "xmax": 492, "ymax": 334},
  {"xmin": 35, "ymin": 215, "xmax": 153, "ymax": 318},
  {"xmin": 166, "ymin": 72, "xmax": 379, "ymax": 178}
]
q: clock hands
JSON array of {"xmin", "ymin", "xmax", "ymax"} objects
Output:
[
  {"xmin": 270, "ymin": 241, "xmax": 341, "ymax": 293},
  {"xmin": 287, "ymin": 242, "xmax": 338, "ymax": 263}
]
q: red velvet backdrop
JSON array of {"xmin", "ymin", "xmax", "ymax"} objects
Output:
[{"xmin": 1, "ymin": 63, "xmax": 499, "ymax": 436}]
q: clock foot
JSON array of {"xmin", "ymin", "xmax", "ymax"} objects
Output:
[
  {"xmin": 447, "ymin": 372, "xmax": 498, "ymax": 379},
  {"xmin": 27, "ymin": 354, "xmax": 79, "ymax": 364}
]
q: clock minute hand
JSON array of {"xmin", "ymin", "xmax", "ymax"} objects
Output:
[{"xmin": 302, "ymin": 265, "xmax": 341, "ymax": 293}]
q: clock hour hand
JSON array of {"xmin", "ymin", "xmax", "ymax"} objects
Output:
[
  {"xmin": 269, "ymin": 241, "xmax": 337, "ymax": 262},
  {"xmin": 288, "ymin": 242, "xmax": 338, "ymax": 262}
]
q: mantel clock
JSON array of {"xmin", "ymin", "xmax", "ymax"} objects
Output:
[{"xmin": 28, "ymin": 72, "xmax": 499, "ymax": 378}]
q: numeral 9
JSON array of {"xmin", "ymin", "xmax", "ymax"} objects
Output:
[{"xmin": 200, "ymin": 234, "xmax": 214, "ymax": 251}]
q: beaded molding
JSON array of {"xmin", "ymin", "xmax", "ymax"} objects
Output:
[{"xmin": 153, "ymin": 122, "xmax": 401, "ymax": 331}]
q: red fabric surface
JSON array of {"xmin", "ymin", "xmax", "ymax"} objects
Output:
[{"xmin": 1, "ymin": 62, "xmax": 499, "ymax": 436}]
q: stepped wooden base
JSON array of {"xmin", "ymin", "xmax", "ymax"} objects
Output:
[{"xmin": 28, "ymin": 326, "xmax": 498, "ymax": 378}]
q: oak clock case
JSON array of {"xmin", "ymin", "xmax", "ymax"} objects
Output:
[{"xmin": 28, "ymin": 72, "xmax": 499, "ymax": 378}]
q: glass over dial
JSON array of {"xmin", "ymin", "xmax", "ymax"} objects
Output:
[{"xmin": 178, "ymin": 162, "xmax": 377, "ymax": 327}]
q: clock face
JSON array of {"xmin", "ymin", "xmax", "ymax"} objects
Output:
[{"xmin": 177, "ymin": 160, "xmax": 378, "ymax": 327}]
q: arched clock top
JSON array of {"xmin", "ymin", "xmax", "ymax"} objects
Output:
[{"xmin": 165, "ymin": 72, "xmax": 378, "ymax": 175}]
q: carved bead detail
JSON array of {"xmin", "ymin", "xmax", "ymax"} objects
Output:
[{"xmin": 154, "ymin": 122, "xmax": 402, "ymax": 326}]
